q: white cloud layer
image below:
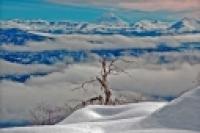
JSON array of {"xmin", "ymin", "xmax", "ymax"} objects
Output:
[
  {"xmin": 1, "ymin": 61, "xmax": 200, "ymax": 120},
  {"xmin": 2, "ymin": 34, "xmax": 200, "ymax": 51},
  {"xmin": 0, "ymin": 60, "xmax": 60, "ymax": 75}
]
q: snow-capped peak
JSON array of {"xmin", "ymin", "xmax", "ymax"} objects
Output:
[
  {"xmin": 96, "ymin": 12, "xmax": 128, "ymax": 27},
  {"xmin": 169, "ymin": 17, "xmax": 200, "ymax": 33}
]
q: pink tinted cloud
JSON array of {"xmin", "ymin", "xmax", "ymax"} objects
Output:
[
  {"xmin": 48, "ymin": 0, "xmax": 200, "ymax": 11},
  {"xmin": 119, "ymin": 0, "xmax": 200, "ymax": 11}
]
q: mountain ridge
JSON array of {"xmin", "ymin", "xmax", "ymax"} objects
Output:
[{"xmin": 1, "ymin": 17, "xmax": 200, "ymax": 35}]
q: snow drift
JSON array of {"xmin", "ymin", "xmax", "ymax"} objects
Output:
[{"xmin": 1, "ymin": 86, "xmax": 200, "ymax": 133}]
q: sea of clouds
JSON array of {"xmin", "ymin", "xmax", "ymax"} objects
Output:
[{"xmin": 1, "ymin": 33, "xmax": 200, "ymax": 122}]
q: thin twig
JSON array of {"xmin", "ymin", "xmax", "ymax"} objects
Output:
[{"xmin": 72, "ymin": 79, "xmax": 96, "ymax": 91}]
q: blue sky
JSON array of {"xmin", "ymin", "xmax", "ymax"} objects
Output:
[
  {"xmin": 0, "ymin": 0, "xmax": 106, "ymax": 22},
  {"xmin": 1, "ymin": 0, "xmax": 198, "ymax": 22}
]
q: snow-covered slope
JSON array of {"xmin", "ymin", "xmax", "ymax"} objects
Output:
[
  {"xmin": 132, "ymin": 20, "xmax": 168, "ymax": 31},
  {"xmin": 139, "ymin": 86, "xmax": 200, "ymax": 131},
  {"xmin": 1, "ymin": 87, "xmax": 200, "ymax": 133},
  {"xmin": 1, "ymin": 126, "xmax": 198, "ymax": 133}
]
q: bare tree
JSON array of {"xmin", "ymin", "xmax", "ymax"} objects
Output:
[
  {"xmin": 74, "ymin": 57, "xmax": 134, "ymax": 106},
  {"xmin": 29, "ymin": 58, "xmax": 136, "ymax": 125}
]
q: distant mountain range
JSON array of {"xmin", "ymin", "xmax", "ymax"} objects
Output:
[{"xmin": 1, "ymin": 14, "xmax": 200, "ymax": 36}]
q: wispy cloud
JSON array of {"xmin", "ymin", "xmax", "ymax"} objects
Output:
[
  {"xmin": 119, "ymin": 0, "xmax": 200, "ymax": 11},
  {"xmin": 48, "ymin": 0, "xmax": 200, "ymax": 11}
]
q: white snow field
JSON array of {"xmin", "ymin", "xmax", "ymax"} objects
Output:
[{"xmin": 1, "ymin": 86, "xmax": 200, "ymax": 133}]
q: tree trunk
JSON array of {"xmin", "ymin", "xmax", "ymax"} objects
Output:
[
  {"xmin": 104, "ymin": 89, "xmax": 112, "ymax": 105},
  {"xmin": 96, "ymin": 76, "xmax": 112, "ymax": 105}
]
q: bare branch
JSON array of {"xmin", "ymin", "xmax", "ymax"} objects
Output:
[
  {"xmin": 96, "ymin": 76, "xmax": 107, "ymax": 89},
  {"xmin": 107, "ymin": 58, "xmax": 118, "ymax": 74},
  {"xmin": 120, "ymin": 58, "xmax": 136, "ymax": 63},
  {"xmin": 109, "ymin": 59, "xmax": 133, "ymax": 78},
  {"xmin": 72, "ymin": 79, "xmax": 97, "ymax": 91}
]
